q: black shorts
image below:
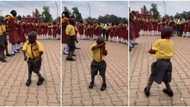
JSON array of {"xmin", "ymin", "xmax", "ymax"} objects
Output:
[
  {"xmin": 67, "ymin": 36, "xmax": 76, "ymax": 51},
  {"xmin": 0, "ymin": 35, "xmax": 6, "ymax": 48},
  {"xmin": 27, "ymin": 58, "xmax": 42, "ymax": 73},
  {"xmin": 150, "ymin": 59, "xmax": 172, "ymax": 84},
  {"xmin": 91, "ymin": 60, "xmax": 106, "ymax": 77}
]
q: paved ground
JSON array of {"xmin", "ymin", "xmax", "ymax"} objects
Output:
[
  {"xmin": 63, "ymin": 40, "xmax": 128, "ymax": 106},
  {"xmin": 130, "ymin": 36, "xmax": 190, "ymax": 106},
  {"xmin": 0, "ymin": 40, "xmax": 60, "ymax": 106}
]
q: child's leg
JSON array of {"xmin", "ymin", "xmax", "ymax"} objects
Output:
[
  {"xmin": 26, "ymin": 60, "xmax": 33, "ymax": 86},
  {"xmin": 163, "ymin": 62, "xmax": 173, "ymax": 97},
  {"xmin": 33, "ymin": 58, "xmax": 44, "ymax": 86},
  {"xmin": 163, "ymin": 81, "xmax": 173, "ymax": 97},
  {"xmin": 5, "ymin": 41, "xmax": 10, "ymax": 56},
  {"xmin": 146, "ymin": 76, "xmax": 154, "ymax": 90},
  {"xmin": 66, "ymin": 38, "xmax": 75, "ymax": 60},
  {"xmin": 99, "ymin": 60, "xmax": 107, "ymax": 91},
  {"xmin": 144, "ymin": 61, "xmax": 157, "ymax": 97},
  {"xmin": 0, "ymin": 47, "xmax": 5, "ymax": 62},
  {"xmin": 89, "ymin": 60, "xmax": 98, "ymax": 89},
  {"xmin": 164, "ymin": 81, "xmax": 172, "ymax": 91}
]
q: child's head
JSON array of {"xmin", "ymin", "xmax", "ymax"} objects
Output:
[
  {"xmin": 69, "ymin": 19, "xmax": 76, "ymax": 26},
  {"xmin": 161, "ymin": 26, "xmax": 173, "ymax": 39},
  {"xmin": 96, "ymin": 37, "xmax": 105, "ymax": 44},
  {"xmin": 10, "ymin": 10, "xmax": 17, "ymax": 17},
  {"xmin": 28, "ymin": 31, "xmax": 37, "ymax": 44}
]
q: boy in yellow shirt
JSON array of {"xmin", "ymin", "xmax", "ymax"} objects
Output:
[
  {"xmin": 144, "ymin": 27, "xmax": 174, "ymax": 97},
  {"xmin": 22, "ymin": 31, "xmax": 45, "ymax": 86},
  {"xmin": 0, "ymin": 18, "xmax": 7, "ymax": 62},
  {"xmin": 65, "ymin": 19, "xmax": 78, "ymax": 61},
  {"xmin": 89, "ymin": 37, "xmax": 108, "ymax": 91}
]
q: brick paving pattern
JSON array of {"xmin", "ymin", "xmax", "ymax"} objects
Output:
[
  {"xmin": 130, "ymin": 36, "xmax": 190, "ymax": 106},
  {"xmin": 63, "ymin": 40, "xmax": 128, "ymax": 106},
  {"xmin": 0, "ymin": 40, "xmax": 60, "ymax": 106}
]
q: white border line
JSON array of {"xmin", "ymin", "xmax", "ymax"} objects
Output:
[
  {"xmin": 59, "ymin": 0, "xmax": 63, "ymax": 106},
  {"xmin": 128, "ymin": 0, "xmax": 130, "ymax": 106}
]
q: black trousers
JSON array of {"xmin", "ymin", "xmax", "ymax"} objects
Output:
[
  {"xmin": 66, "ymin": 36, "xmax": 76, "ymax": 59},
  {"xmin": 27, "ymin": 57, "xmax": 42, "ymax": 80},
  {"xmin": 0, "ymin": 35, "xmax": 6, "ymax": 59},
  {"xmin": 90, "ymin": 60, "xmax": 107, "ymax": 83}
]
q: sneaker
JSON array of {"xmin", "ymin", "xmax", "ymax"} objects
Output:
[
  {"xmin": 37, "ymin": 77, "xmax": 45, "ymax": 86},
  {"xmin": 26, "ymin": 79, "xmax": 32, "ymax": 87},
  {"xmin": 163, "ymin": 89, "xmax": 173, "ymax": 97},
  {"xmin": 100, "ymin": 83, "xmax": 107, "ymax": 91},
  {"xmin": 144, "ymin": 87, "xmax": 150, "ymax": 97}
]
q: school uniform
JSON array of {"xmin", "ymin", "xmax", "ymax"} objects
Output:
[
  {"xmin": 90, "ymin": 43, "xmax": 107, "ymax": 77},
  {"xmin": 65, "ymin": 24, "xmax": 77, "ymax": 59},
  {"xmin": 150, "ymin": 39, "xmax": 174, "ymax": 84},
  {"xmin": 0, "ymin": 25, "xmax": 6, "ymax": 60},
  {"xmin": 22, "ymin": 40, "xmax": 44, "ymax": 80}
]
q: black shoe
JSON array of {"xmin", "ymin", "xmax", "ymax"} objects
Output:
[
  {"xmin": 144, "ymin": 87, "xmax": 150, "ymax": 97},
  {"xmin": 37, "ymin": 77, "xmax": 45, "ymax": 86},
  {"xmin": 89, "ymin": 82, "xmax": 94, "ymax": 89},
  {"xmin": 66, "ymin": 57, "xmax": 76, "ymax": 61},
  {"xmin": 163, "ymin": 89, "xmax": 173, "ymax": 97},
  {"xmin": 0, "ymin": 59, "xmax": 7, "ymax": 63},
  {"xmin": 26, "ymin": 80, "xmax": 32, "ymax": 87},
  {"xmin": 100, "ymin": 84, "xmax": 107, "ymax": 91},
  {"xmin": 6, "ymin": 53, "xmax": 11, "ymax": 57}
]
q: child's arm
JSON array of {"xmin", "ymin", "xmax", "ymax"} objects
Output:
[
  {"xmin": 92, "ymin": 42, "xmax": 105, "ymax": 51},
  {"xmin": 22, "ymin": 51, "xmax": 27, "ymax": 61}
]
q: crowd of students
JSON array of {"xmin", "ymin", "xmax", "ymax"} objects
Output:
[{"xmin": 0, "ymin": 10, "xmax": 61, "ymax": 63}]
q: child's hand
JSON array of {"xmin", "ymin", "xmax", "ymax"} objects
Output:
[
  {"xmin": 103, "ymin": 50, "xmax": 108, "ymax": 56},
  {"xmin": 24, "ymin": 56, "xmax": 27, "ymax": 61},
  {"xmin": 149, "ymin": 49, "xmax": 156, "ymax": 54}
]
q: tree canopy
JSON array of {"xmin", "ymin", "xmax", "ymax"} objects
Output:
[{"xmin": 42, "ymin": 6, "xmax": 53, "ymax": 23}]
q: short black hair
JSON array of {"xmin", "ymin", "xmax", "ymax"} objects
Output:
[
  {"xmin": 28, "ymin": 31, "xmax": 37, "ymax": 39},
  {"xmin": 10, "ymin": 10, "xmax": 17, "ymax": 17},
  {"xmin": 161, "ymin": 26, "xmax": 173, "ymax": 39}
]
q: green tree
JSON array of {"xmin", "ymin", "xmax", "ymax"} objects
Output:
[
  {"xmin": 175, "ymin": 11, "xmax": 190, "ymax": 20},
  {"xmin": 150, "ymin": 3, "xmax": 160, "ymax": 19},
  {"xmin": 42, "ymin": 6, "xmax": 53, "ymax": 23},
  {"xmin": 98, "ymin": 14, "xmax": 127, "ymax": 24},
  {"xmin": 72, "ymin": 7, "xmax": 83, "ymax": 22},
  {"xmin": 63, "ymin": 6, "xmax": 71, "ymax": 17}
]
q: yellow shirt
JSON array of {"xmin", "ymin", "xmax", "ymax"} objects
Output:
[
  {"xmin": 91, "ymin": 43, "xmax": 105, "ymax": 62},
  {"xmin": 0, "ymin": 25, "xmax": 6, "ymax": 36},
  {"xmin": 22, "ymin": 41, "xmax": 44, "ymax": 59},
  {"xmin": 152, "ymin": 39, "xmax": 174, "ymax": 59},
  {"xmin": 65, "ymin": 24, "xmax": 76, "ymax": 36}
]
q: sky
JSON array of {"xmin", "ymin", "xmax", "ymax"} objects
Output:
[
  {"xmin": 0, "ymin": 1, "xmax": 61, "ymax": 19},
  {"xmin": 62, "ymin": 1, "xmax": 128, "ymax": 18},
  {"xmin": 130, "ymin": 1, "xmax": 190, "ymax": 17},
  {"xmin": 2, "ymin": 1, "xmax": 190, "ymax": 19}
]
